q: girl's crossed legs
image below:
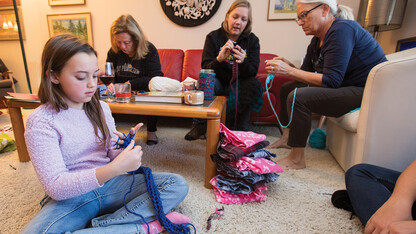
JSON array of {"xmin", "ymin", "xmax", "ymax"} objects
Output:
[{"xmin": 23, "ymin": 172, "xmax": 188, "ymax": 234}]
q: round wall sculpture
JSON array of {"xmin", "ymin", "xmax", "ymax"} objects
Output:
[{"xmin": 160, "ymin": 0, "xmax": 222, "ymax": 27}]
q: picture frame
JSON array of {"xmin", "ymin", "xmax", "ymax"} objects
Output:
[
  {"xmin": 0, "ymin": 7, "xmax": 25, "ymax": 40},
  {"xmin": 268, "ymin": 0, "xmax": 297, "ymax": 20},
  {"xmin": 47, "ymin": 12, "xmax": 93, "ymax": 46},
  {"xmin": 48, "ymin": 0, "xmax": 85, "ymax": 6},
  {"xmin": 396, "ymin": 36, "xmax": 416, "ymax": 52}
]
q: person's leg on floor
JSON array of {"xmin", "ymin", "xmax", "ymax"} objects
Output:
[
  {"xmin": 345, "ymin": 164, "xmax": 401, "ymax": 226},
  {"xmin": 235, "ymin": 107, "xmax": 251, "ymax": 131},
  {"xmin": 267, "ymin": 128, "xmax": 291, "ymax": 149},
  {"xmin": 276, "ymin": 147, "xmax": 306, "ymax": 169},
  {"xmin": 146, "ymin": 116, "xmax": 158, "ymax": 145},
  {"xmin": 268, "ymin": 81, "xmax": 306, "ymax": 149},
  {"xmin": 89, "ymin": 172, "xmax": 189, "ymax": 233},
  {"xmin": 277, "ymin": 86, "xmax": 364, "ymax": 169},
  {"xmin": 185, "ymin": 78, "xmax": 228, "ymax": 140},
  {"xmin": 22, "ymin": 190, "xmax": 100, "ymax": 233},
  {"xmin": 184, "ymin": 118, "xmax": 207, "ymax": 141}
]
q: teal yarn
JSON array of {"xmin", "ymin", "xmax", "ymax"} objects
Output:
[{"xmin": 308, "ymin": 128, "xmax": 326, "ymax": 149}]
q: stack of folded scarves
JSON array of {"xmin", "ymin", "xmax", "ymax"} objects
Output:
[{"xmin": 209, "ymin": 124, "xmax": 284, "ymax": 204}]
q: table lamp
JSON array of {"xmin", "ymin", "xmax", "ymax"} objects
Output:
[{"xmin": 357, "ymin": 0, "xmax": 407, "ymax": 40}]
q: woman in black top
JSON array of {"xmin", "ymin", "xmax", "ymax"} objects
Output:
[
  {"xmin": 185, "ymin": 0, "xmax": 263, "ymax": 140},
  {"xmin": 107, "ymin": 14, "xmax": 162, "ymax": 145}
]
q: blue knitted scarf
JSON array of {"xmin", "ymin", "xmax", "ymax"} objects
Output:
[{"xmin": 115, "ymin": 132, "xmax": 195, "ymax": 234}]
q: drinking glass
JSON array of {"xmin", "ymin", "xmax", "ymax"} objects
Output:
[
  {"xmin": 99, "ymin": 62, "xmax": 115, "ymax": 102},
  {"xmin": 115, "ymin": 83, "xmax": 131, "ymax": 103}
]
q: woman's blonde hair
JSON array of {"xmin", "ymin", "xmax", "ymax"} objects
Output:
[
  {"xmin": 39, "ymin": 34, "xmax": 110, "ymax": 145},
  {"xmin": 110, "ymin": 14, "xmax": 149, "ymax": 60},
  {"xmin": 222, "ymin": 0, "xmax": 253, "ymax": 36}
]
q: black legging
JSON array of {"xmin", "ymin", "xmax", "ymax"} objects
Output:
[
  {"xmin": 147, "ymin": 116, "xmax": 157, "ymax": 132},
  {"xmin": 280, "ymin": 81, "xmax": 364, "ymax": 147}
]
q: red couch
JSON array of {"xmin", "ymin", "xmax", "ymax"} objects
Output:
[{"xmin": 157, "ymin": 49, "xmax": 294, "ymax": 123}]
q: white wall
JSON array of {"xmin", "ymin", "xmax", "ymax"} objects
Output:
[{"xmin": 1, "ymin": 0, "xmax": 412, "ymax": 94}]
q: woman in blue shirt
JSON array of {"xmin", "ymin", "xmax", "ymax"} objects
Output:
[{"xmin": 265, "ymin": 0, "xmax": 386, "ymax": 169}]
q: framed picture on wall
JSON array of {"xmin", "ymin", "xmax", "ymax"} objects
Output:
[
  {"xmin": 268, "ymin": 0, "xmax": 297, "ymax": 20},
  {"xmin": 0, "ymin": 7, "xmax": 25, "ymax": 40},
  {"xmin": 47, "ymin": 12, "xmax": 93, "ymax": 46},
  {"xmin": 396, "ymin": 37, "xmax": 416, "ymax": 52},
  {"xmin": 48, "ymin": 0, "xmax": 85, "ymax": 6}
]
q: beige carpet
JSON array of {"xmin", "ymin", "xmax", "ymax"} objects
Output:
[{"xmin": 0, "ymin": 109, "xmax": 364, "ymax": 233}]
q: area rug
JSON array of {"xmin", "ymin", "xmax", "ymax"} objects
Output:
[{"xmin": 0, "ymin": 109, "xmax": 364, "ymax": 233}]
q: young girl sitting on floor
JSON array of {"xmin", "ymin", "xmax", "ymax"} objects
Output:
[{"xmin": 22, "ymin": 34, "xmax": 190, "ymax": 233}]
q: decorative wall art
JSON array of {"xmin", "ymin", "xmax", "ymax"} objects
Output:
[
  {"xmin": 396, "ymin": 36, "xmax": 416, "ymax": 52},
  {"xmin": 160, "ymin": 0, "xmax": 221, "ymax": 27},
  {"xmin": 0, "ymin": 7, "xmax": 25, "ymax": 40},
  {"xmin": 47, "ymin": 12, "xmax": 93, "ymax": 46},
  {"xmin": 48, "ymin": 0, "xmax": 85, "ymax": 6},
  {"xmin": 268, "ymin": 0, "xmax": 297, "ymax": 20}
]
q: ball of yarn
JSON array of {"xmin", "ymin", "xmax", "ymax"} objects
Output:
[{"xmin": 309, "ymin": 128, "xmax": 326, "ymax": 149}]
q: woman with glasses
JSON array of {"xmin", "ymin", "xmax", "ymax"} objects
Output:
[
  {"xmin": 265, "ymin": 0, "xmax": 386, "ymax": 169},
  {"xmin": 107, "ymin": 15, "xmax": 163, "ymax": 145}
]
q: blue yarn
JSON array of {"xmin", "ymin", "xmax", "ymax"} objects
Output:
[
  {"xmin": 265, "ymin": 73, "xmax": 297, "ymax": 128},
  {"xmin": 349, "ymin": 107, "xmax": 360, "ymax": 113},
  {"xmin": 308, "ymin": 128, "xmax": 326, "ymax": 149},
  {"xmin": 114, "ymin": 132, "xmax": 195, "ymax": 234}
]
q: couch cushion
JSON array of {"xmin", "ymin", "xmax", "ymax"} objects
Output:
[
  {"xmin": 328, "ymin": 110, "xmax": 360, "ymax": 133},
  {"xmin": 158, "ymin": 49, "xmax": 184, "ymax": 81},
  {"xmin": 182, "ymin": 49, "xmax": 203, "ymax": 81}
]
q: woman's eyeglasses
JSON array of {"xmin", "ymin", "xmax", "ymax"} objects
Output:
[{"xmin": 296, "ymin": 3, "xmax": 323, "ymax": 23}]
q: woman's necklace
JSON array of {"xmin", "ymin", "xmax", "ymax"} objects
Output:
[{"xmin": 128, "ymin": 56, "xmax": 133, "ymax": 68}]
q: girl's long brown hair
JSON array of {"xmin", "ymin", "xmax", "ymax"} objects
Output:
[{"xmin": 39, "ymin": 34, "xmax": 110, "ymax": 145}]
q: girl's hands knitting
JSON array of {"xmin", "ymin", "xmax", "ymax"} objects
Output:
[
  {"xmin": 96, "ymin": 123, "xmax": 143, "ymax": 185},
  {"xmin": 111, "ymin": 140, "xmax": 143, "ymax": 173}
]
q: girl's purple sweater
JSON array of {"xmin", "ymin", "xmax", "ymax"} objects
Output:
[{"xmin": 25, "ymin": 101, "xmax": 120, "ymax": 201}]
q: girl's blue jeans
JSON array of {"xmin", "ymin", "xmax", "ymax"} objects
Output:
[
  {"xmin": 22, "ymin": 172, "xmax": 188, "ymax": 234},
  {"xmin": 345, "ymin": 163, "xmax": 416, "ymax": 226}
]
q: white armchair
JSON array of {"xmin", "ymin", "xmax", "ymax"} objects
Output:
[{"xmin": 326, "ymin": 48, "xmax": 416, "ymax": 172}]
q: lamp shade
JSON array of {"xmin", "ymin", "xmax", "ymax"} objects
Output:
[{"xmin": 357, "ymin": 0, "xmax": 407, "ymax": 32}]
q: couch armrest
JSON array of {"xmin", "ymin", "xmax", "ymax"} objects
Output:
[{"xmin": 354, "ymin": 53, "xmax": 416, "ymax": 171}]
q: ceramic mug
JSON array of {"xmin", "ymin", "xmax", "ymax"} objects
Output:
[{"xmin": 184, "ymin": 91, "xmax": 204, "ymax": 105}]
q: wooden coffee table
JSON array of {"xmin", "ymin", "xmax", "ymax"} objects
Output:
[{"xmin": 6, "ymin": 96, "xmax": 226, "ymax": 188}]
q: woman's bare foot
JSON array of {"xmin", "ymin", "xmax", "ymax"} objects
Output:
[
  {"xmin": 277, "ymin": 156, "xmax": 306, "ymax": 170},
  {"xmin": 267, "ymin": 139, "xmax": 291, "ymax": 149},
  {"xmin": 267, "ymin": 128, "xmax": 291, "ymax": 149},
  {"xmin": 277, "ymin": 147, "xmax": 306, "ymax": 170}
]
